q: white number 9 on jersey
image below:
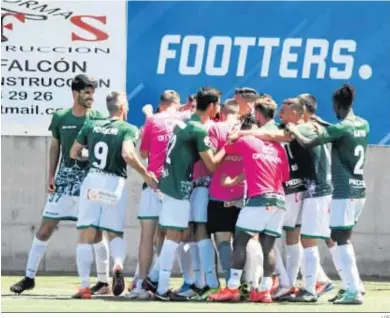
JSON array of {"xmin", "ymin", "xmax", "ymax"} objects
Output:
[{"xmin": 92, "ymin": 141, "xmax": 109, "ymax": 169}]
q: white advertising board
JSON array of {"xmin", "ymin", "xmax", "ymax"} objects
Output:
[{"xmin": 1, "ymin": 0, "xmax": 127, "ymax": 135}]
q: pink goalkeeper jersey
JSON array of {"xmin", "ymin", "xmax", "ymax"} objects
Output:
[
  {"xmin": 225, "ymin": 136, "xmax": 290, "ymax": 198},
  {"xmin": 192, "ymin": 120, "xmax": 215, "ymax": 182},
  {"xmin": 140, "ymin": 110, "xmax": 190, "ymax": 179},
  {"xmin": 209, "ymin": 121, "xmax": 245, "ymax": 201}
]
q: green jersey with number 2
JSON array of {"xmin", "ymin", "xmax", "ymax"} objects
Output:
[
  {"xmin": 159, "ymin": 114, "xmax": 212, "ymax": 200},
  {"xmin": 77, "ymin": 118, "xmax": 139, "ymax": 178},
  {"xmin": 316, "ymin": 116, "xmax": 369, "ymax": 199}
]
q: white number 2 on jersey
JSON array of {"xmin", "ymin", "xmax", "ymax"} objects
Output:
[
  {"xmin": 354, "ymin": 145, "xmax": 365, "ymax": 175},
  {"xmin": 92, "ymin": 141, "xmax": 109, "ymax": 169},
  {"xmin": 166, "ymin": 135, "xmax": 177, "ymax": 165}
]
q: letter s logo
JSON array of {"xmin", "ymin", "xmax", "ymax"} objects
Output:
[{"xmin": 70, "ymin": 15, "xmax": 108, "ymax": 42}]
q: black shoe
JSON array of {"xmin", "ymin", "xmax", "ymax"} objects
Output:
[
  {"xmin": 10, "ymin": 277, "xmax": 35, "ymax": 294},
  {"xmin": 328, "ymin": 289, "xmax": 346, "ymax": 302},
  {"xmin": 90, "ymin": 281, "xmax": 110, "ymax": 295},
  {"xmin": 142, "ymin": 277, "xmax": 158, "ymax": 293},
  {"xmin": 155, "ymin": 290, "xmax": 173, "ymax": 301},
  {"xmin": 289, "ymin": 289, "xmax": 318, "ymax": 303},
  {"xmin": 112, "ymin": 265, "xmax": 125, "ymax": 297}
]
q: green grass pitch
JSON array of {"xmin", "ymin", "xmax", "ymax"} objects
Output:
[{"xmin": 2, "ymin": 276, "xmax": 390, "ymax": 312}]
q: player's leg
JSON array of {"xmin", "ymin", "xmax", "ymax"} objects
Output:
[
  {"xmin": 10, "ymin": 193, "xmax": 78, "ymax": 294},
  {"xmin": 146, "ymin": 226, "xmax": 165, "ymax": 289},
  {"xmin": 314, "ymin": 239, "xmax": 336, "ymax": 297},
  {"xmin": 90, "ymin": 230, "xmax": 111, "ymax": 295},
  {"xmin": 155, "ymin": 195, "xmax": 191, "ymax": 300},
  {"xmin": 272, "ymin": 243, "xmax": 291, "ymax": 298},
  {"xmin": 191, "ymin": 187, "xmax": 219, "ymax": 300},
  {"xmin": 330, "ymin": 198, "xmax": 365, "ymax": 305}
]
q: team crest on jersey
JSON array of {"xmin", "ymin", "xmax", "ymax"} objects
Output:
[{"xmin": 204, "ymin": 136, "xmax": 211, "ymax": 147}]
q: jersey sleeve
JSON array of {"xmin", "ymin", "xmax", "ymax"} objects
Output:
[
  {"xmin": 194, "ymin": 127, "xmax": 212, "ymax": 153},
  {"xmin": 139, "ymin": 118, "xmax": 153, "ymax": 151},
  {"xmin": 76, "ymin": 122, "xmax": 90, "ymax": 146},
  {"xmin": 48, "ymin": 111, "xmax": 61, "ymax": 139},
  {"xmin": 316, "ymin": 123, "xmax": 346, "ymax": 144},
  {"xmin": 124, "ymin": 125, "xmax": 140, "ymax": 142}
]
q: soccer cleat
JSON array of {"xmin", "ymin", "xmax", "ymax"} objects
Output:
[
  {"xmin": 208, "ymin": 287, "xmax": 241, "ymax": 302},
  {"xmin": 142, "ymin": 277, "xmax": 158, "ymax": 293},
  {"xmin": 191, "ymin": 286, "xmax": 219, "ymax": 301},
  {"xmin": 171, "ymin": 284, "xmax": 202, "ymax": 301},
  {"xmin": 112, "ymin": 265, "xmax": 125, "ymax": 297},
  {"xmin": 272, "ymin": 286, "xmax": 293, "ymax": 301},
  {"xmin": 238, "ymin": 283, "xmax": 250, "ymax": 300},
  {"xmin": 90, "ymin": 281, "xmax": 110, "ymax": 295},
  {"xmin": 316, "ymin": 281, "xmax": 335, "ymax": 297},
  {"xmin": 333, "ymin": 289, "xmax": 363, "ymax": 305},
  {"xmin": 256, "ymin": 290, "xmax": 273, "ymax": 303},
  {"xmin": 173, "ymin": 282, "xmax": 192, "ymax": 294},
  {"xmin": 125, "ymin": 287, "xmax": 152, "ymax": 300},
  {"xmin": 155, "ymin": 290, "xmax": 173, "ymax": 301},
  {"xmin": 10, "ymin": 277, "xmax": 35, "ymax": 294},
  {"xmin": 289, "ymin": 289, "xmax": 318, "ymax": 302},
  {"xmin": 127, "ymin": 280, "xmax": 137, "ymax": 292},
  {"xmin": 72, "ymin": 287, "xmax": 92, "ymax": 299},
  {"xmin": 328, "ymin": 289, "xmax": 346, "ymax": 302},
  {"xmin": 277, "ymin": 287, "xmax": 300, "ymax": 301}
]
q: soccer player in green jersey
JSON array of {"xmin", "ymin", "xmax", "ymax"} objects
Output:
[
  {"xmin": 287, "ymin": 84, "xmax": 369, "ymax": 305},
  {"xmin": 153, "ymin": 87, "xmax": 226, "ymax": 300},
  {"xmin": 10, "ymin": 74, "xmax": 110, "ymax": 295},
  {"xmin": 69, "ymin": 91, "xmax": 158, "ymax": 299}
]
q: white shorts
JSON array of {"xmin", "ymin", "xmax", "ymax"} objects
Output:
[
  {"xmin": 42, "ymin": 193, "xmax": 78, "ymax": 221},
  {"xmin": 159, "ymin": 194, "xmax": 190, "ymax": 230},
  {"xmin": 190, "ymin": 187, "xmax": 209, "ymax": 223},
  {"xmin": 283, "ymin": 192, "xmax": 305, "ymax": 230},
  {"xmin": 77, "ymin": 172, "xmax": 127, "ymax": 234},
  {"xmin": 330, "ymin": 198, "xmax": 366, "ymax": 229},
  {"xmin": 236, "ymin": 206, "xmax": 285, "ymax": 238},
  {"xmin": 301, "ymin": 195, "xmax": 332, "ymax": 240},
  {"xmin": 137, "ymin": 186, "xmax": 162, "ymax": 220}
]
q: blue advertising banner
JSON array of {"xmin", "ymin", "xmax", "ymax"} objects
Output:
[{"xmin": 126, "ymin": 1, "xmax": 390, "ymax": 144}]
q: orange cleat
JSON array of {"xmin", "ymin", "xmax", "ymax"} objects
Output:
[
  {"xmin": 256, "ymin": 290, "xmax": 273, "ymax": 303},
  {"xmin": 249, "ymin": 289, "xmax": 259, "ymax": 302},
  {"xmin": 208, "ymin": 287, "xmax": 241, "ymax": 302},
  {"xmin": 72, "ymin": 287, "xmax": 91, "ymax": 299}
]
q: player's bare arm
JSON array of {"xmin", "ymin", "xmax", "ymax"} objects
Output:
[
  {"xmin": 122, "ymin": 140, "xmax": 158, "ymax": 188},
  {"xmin": 199, "ymin": 147, "xmax": 226, "ymax": 173},
  {"xmin": 285, "ymin": 123, "xmax": 324, "ymax": 148},
  {"xmin": 220, "ymin": 172, "xmax": 245, "ymax": 187},
  {"xmin": 48, "ymin": 137, "xmax": 60, "ymax": 193},
  {"xmin": 70, "ymin": 141, "xmax": 88, "ymax": 162}
]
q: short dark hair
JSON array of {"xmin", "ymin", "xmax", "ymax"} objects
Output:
[
  {"xmin": 254, "ymin": 97, "xmax": 278, "ymax": 119},
  {"xmin": 333, "ymin": 84, "xmax": 355, "ymax": 109},
  {"xmin": 241, "ymin": 112, "xmax": 257, "ymax": 130},
  {"xmin": 298, "ymin": 93, "xmax": 317, "ymax": 114},
  {"xmin": 187, "ymin": 94, "xmax": 196, "ymax": 102},
  {"xmin": 71, "ymin": 74, "xmax": 97, "ymax": 92},
  {"xmin": 221, "ymin": 98, "xmax": 239, "ymax": 115},
  {"xmin": 195, "ymin": 86, "xmax": 221, "ymax": 112},
  {"xmin": 234, "ymin": 87, "xmax": 259, "ymax": 103}
]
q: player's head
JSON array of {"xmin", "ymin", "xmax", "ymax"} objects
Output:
[
  {"xmin": 279, "ymin": 98, "xmax": 305, "ymax": 124},
  {"xmin": 71, "ymin": 74, "xmax": 98, "ymax": 109},
  {"xmin": 195, "ymin": 86, "xmax": 221, "ymax": 118},
  {"xmin": 332, "ymin": 83, "xmax": 355, "ymax": 120},
  {"xmin": 298, "ymin": 93, "xmax": 317, "ymax": 121},
  {"xmin": 241, "ymin": 112, "xmax": 257, "ymax": 130},
  {"xmin": 254, "ymin": 96, "xmax": 277, "ymax": 127},
  {"xmin": 220, "ymin": 98, "xmax": 239, "ymax": 122},
  {"xmin": 106, "ymin": 91, "xmax": 129, "ymax": 121},
  {"xmin": 234, "ymin": 87, "xmax": 258, "ymax": 118},
  {"xmin": 159, "ymin": 90, "xmax": 180, "ymax": 112}
]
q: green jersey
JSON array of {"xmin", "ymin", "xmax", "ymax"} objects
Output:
[
  {"xmin": 298, "ymin": 122, "xmax": 333, "ymax": 198},
  {"xmin": 159, "ymin": 114, "xmax": 212, "ymax": 200},
  {"xmin": 77, "ymin": 118, "xmax": 139, "ymax": 178},
  {"xmin": 48, "ymin": 108, "xmax": 102, "ymax": 196},
  {"xmin": 316, "ymin": 116, "xmax": 369, "ymax": 199}
]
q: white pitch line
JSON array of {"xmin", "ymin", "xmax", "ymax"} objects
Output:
[
  {"xmin": 378, "ymin": 132, "xmax": 390, "ymax": 145},
  {"xmin": 128, "ymin": 82, "xmax": 145, "ymax": 100}
]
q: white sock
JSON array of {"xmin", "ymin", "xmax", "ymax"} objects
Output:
[
  {"xmin": 286, "ymin": 243, "xmax": 302, "ymax": 286},
  {"xmin": 157, "ymin": 240, "xmax": 178, "ymax": 295},
  {"xmin": 198, "ymin": 239, "xmax": 219, "ymax": 288},
  {"xmin": 303, "ymin": 246, "xmax": 320, "ymax": 295},
  {"xmin": 109, "ymin": 237, "xmax": 126, "ymax": 268},
  {"xmin": 260, "ymin": 276, "xmax": 273, "ymax": 291},
  {"xmin": 177, "ymin": 242, "xmax": 194, "ymax": 285},
  {"xmin": 93, "ymin": 240, "xmax": 109, "ymax": 283},
  {"xmin": 317, "ymin": 262, "xmax": 330, "ymax": 283},
  {"xmin": 244, "ymin": 239, "xmax": 263, "ymax": 289},
  {"xmin": 148, "ymin": 256, "xmax": 160, "ymax": 282},
  {"xmin": 189, "ymin": 242, "xmax": 205, "ymax": 288},
  {"xmin": 338, "ymin": 244, "xmax": 360, "ymax": 292},
  {"xmin": 25, "ymin": 237, "xmax": 48, "ymax": 279},
  {"xmin": 329, "ymin": 245, "xmax": 347, "ymax": 289},
  {"xmin": 274, "ymin": 245, "xmax": 290, "ymax": 287},
  {"xmin": 76, "ymin": 244, "xmax": 94, "ymax": 288},
  {"xmin": 228, "ymin": 269, "xmax": 243, "ymax": 289},
  {"xmin": 134, "ymin": 262, "xmax": 140, "ymax": 280}
]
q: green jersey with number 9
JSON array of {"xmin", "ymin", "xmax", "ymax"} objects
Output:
[
  {"xmin": 316, "ymin": 116, "xmax": 369, "ymax": 199},
  {"xmin": 76, "ymin": 118, "xmax": 139, "ymax": 178},
  {"xmin": 159, "ymin": 114, "xmax": 212, "ymax": 200}
]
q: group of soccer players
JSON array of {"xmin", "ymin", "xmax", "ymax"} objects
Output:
[{"xmin": 10, "ymin": 73, "xmax": 369, "ymax": 306}]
